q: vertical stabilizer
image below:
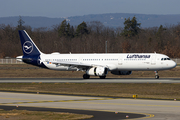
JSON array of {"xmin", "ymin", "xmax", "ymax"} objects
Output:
[{"xmin": 19, "ymin": 30, "xmax": 41, "ymax": 56}]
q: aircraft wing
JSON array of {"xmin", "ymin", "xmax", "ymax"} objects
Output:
[{"xmin": 46, "ymin": 61, "xmax": 107, "ymax": 70}]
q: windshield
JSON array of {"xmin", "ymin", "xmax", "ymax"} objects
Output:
[{"xmin": 161, "ymin": 58, "xmax": 171, "ymax": 61}]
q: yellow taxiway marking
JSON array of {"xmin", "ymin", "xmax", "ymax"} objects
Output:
[
  {"xmin": 67, "ymin": 101, "xmax": 180, "ymax": 108},
  {"xmin": 0, "ymin": 98, "xmax": 119, "ymax": 105},
  {"xmin": 0, "ymin": 97, "xmax": 38, "ymax": 101}
]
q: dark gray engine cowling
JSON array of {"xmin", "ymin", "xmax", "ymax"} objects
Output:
[{"xmin": 111, "ymin": 71, "xmax": 132, "ymax": 75}]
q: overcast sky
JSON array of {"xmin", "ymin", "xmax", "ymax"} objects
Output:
[{"xmin": 0, "ymin": 0, "xmax": 180, "ymax": 18}]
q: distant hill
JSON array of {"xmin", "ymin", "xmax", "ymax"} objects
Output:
[{"xmin": 1, "ymin": 13, "xmax": 180, "ymax": 29}]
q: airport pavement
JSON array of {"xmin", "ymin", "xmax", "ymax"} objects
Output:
[
  {"xmin": 0, "ymin": 92, "xmax": 180, "ymax": 120},
  {"xmin": 0, "ymin": 78, "xmax": 180, "ymax": 83},
  {"xmin": 0, "ymin": 92, "xmax": 146, "ymax": 120},
  {"xmin": 0, "ymin": 105, "xmax": 145, "ymax": 120}
]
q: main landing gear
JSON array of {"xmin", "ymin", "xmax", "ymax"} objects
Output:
[
  {"xmin": 155, "ymin": 71, "xmax": 159, "ymax": 79},
  {"xmin": 99, "ymin": 76, "xmax": 106, "ymax": 79},
  {"xmin": 83, "ymin": 74, "xmax": 90, "ymax": 79},
  {"xmin": 83, "ymin": 74, "xmax": 106, "ymax": 79}
]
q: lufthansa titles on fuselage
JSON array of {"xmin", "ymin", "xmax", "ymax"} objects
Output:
[{"xmin": 127, "ymin": 54, "xmax": 151, "ymax": 59}]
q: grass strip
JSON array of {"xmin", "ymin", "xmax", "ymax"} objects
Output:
[
  {"xmin": 0, "ymin": 83, "xmax": 180, "ymax": 100},
  {"xmin": 0, "ymin": 109, "xmax": 93, "ymax": 120}
]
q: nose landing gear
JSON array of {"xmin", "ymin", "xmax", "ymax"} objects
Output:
[{"xmin": 155, "ymin": 71, "xmax": 159, "ymax": 79}]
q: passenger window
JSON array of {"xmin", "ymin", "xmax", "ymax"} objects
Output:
[{"xmin": 161, "ymin": 58, "xmax": 163, "ymax": 60}]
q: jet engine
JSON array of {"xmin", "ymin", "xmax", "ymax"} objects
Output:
[
  {"xmin": 86, "ymin": 67, "xmax": 108, "ymax": 76},
  {"xmin": 111, "ymin": 70, "xmax": 132, "ymax": 75}
]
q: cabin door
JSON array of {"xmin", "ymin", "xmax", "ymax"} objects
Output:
[
  {"xmin": 118, "ymin": 57, "xmax": 123, "ymax": 65},
  {"xmin": 79, "ymin": 57, "xmax": 83, "ymax": 64},
  {"xmin": 151, "ymin": 55, "xmax": 156, "ymax": 65}
]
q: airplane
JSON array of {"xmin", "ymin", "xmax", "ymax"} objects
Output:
[{"xmin": 16, "ymin": 30, "xmax": 177, "ymax": 79}]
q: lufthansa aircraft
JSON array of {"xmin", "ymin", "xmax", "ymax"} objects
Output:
[{"xmin": 17, "ymin": 30, "xmax": 176, "ymax": 79}]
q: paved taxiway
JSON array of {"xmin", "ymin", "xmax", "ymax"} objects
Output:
[
  {"xmin": 0, "ymin": 105, "xmax": 145, "ymax": 120},
  {"xmin": 0, "ymin": 92, "xmax": 180, "ymax": 120},
  {"xmin": 1, "ymin": 78, "xmax": 180, "ymax": 83}
]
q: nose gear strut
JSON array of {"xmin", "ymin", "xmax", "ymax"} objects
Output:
[{"xmin": 155, "ymin": 71, "xmax": 159, "ymax": 79}]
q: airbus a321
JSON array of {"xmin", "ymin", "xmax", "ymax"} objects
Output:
[{"xmin": 17, "ymin": 30, "xmax": 176, "ymax": 79}]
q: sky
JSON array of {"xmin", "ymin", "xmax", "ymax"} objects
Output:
[{"xmin": 0, "ymin": 0, "xmax": 180, "ymax": 18}]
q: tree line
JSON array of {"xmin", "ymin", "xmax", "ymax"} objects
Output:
[{"xmin": 0, "ymin": 16, "xmax": 180, "ymax": 58}]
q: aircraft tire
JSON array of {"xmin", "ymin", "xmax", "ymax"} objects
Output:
[
  {"xmin": 99, "ymin": 76, "xmax": 106, "ymax": 79},
  {"xmin": 83, "ymin": 74, "xmax": 90, "ymax": 79},
  {"xmin": 155, "ymin": 75, "xmax": 159, "ymax": 79}
]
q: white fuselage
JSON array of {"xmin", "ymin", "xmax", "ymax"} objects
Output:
[{"xmin": 40, "ymin": 53, "xmax": 176, "ymax": 71}]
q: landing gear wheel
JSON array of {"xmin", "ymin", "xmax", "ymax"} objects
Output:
[
  {"xmin": 154, "ymin": 71, "xmax": 159, "ymax": 79},
  {"xmin": 83, "ymin": 74, "xmax": 90, "ymax": 79},
  {"xmin": 155, "ymin": 75, "xmax": 159, "ymax": 79},
  {"xmin": 99, "ymin": 76, "xmax": 106, "ymax": 79}
]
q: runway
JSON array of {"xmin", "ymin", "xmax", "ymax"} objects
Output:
[
  {"xmin": 0, "ymin": 78, "xmax": 180, "ymax": 83},
  {"xmin": 0, "ymin": 92, "xmax": 180, "ymax": 119}
]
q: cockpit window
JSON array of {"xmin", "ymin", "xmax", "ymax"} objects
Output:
[{"xmin": 161, "ymin": 58, "xmax": 171, "ymax": 61}]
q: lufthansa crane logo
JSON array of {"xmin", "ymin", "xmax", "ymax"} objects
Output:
[{"xmin": 23, "ymin": 41, "xmax": 33, "ymax": 54}]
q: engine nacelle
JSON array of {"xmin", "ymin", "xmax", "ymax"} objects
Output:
[
  {"xmin": 86, "ymin": 67, "xmax": 108, "ymax": 76},
  {"xmin": 111, "ymin": 70, "xmax": 132, "ymax": 75}
]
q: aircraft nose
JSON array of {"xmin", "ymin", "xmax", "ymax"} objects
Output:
[{"xmin": 170, "ymin": 61, "xmax": 177, "ymax": 68}]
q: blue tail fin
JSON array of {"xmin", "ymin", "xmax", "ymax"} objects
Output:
[{"xmin": 19, "ymin": 30, "xmax": 41, "ymax": 56}]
